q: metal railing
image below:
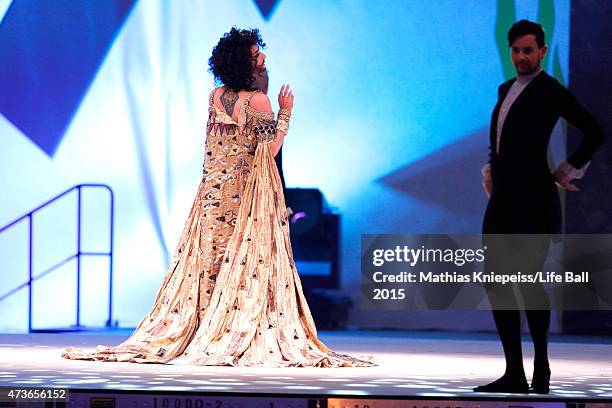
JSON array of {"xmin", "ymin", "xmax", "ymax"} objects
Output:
[{"xmin": 0, "ymin": 184, "xmax": 114, "ymax": 332}]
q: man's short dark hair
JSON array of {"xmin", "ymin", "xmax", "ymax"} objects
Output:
[{"xmin": 508, "ymin": 19, "xmax": 545, "ymax": 48}]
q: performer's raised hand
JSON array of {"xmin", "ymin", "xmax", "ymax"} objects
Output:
[{"xmin": 278, "ymin": 84, "xmax": 294, "ymax": 113}]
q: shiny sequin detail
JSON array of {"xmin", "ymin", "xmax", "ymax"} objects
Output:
[{"xmin": 254, "ymin": 119, "xmax": 276, "ymax": 144}]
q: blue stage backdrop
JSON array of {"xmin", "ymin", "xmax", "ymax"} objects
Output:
[{"xmin": 0, "ymin": 0, "xmax": 570, "ymax": 332}]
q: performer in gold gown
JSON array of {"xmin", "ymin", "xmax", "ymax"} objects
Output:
[{"xmin": 63, "ymin": 28, "xmax": 374, "ymax": 368}]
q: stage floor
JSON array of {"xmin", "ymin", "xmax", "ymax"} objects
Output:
[{"xmin": 1, "ymin": 330, "xmax": 611, "ymax": 400}]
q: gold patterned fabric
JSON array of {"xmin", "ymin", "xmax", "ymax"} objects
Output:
[{"xmin": 62, "ymin": 88, "xmax": 374, "ymax": 367}]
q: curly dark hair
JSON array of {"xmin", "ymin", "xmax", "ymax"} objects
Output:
[
  {"xmin": 208, "ymin": 27, "xmax": 266, "ymax": 92},
  {"xmin": 508, "ymin": 19, "xmax": 545, "ymax": 47}
]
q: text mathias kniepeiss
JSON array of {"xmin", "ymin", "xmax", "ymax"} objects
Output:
[{"xmin": 372, "ymin": 271, "xmax": 589, "ymax": 285}]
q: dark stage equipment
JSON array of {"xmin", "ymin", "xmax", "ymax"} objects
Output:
[{"xmin": 284, "ymin": 188, "xmax": 353, "ymax": 329}]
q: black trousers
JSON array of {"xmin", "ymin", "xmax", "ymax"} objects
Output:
[{"xmin": 482, "ymin": 194, "xmax": 553, "ymax": 373}]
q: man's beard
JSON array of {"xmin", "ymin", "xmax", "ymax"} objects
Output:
[
  {"xmin": 515, "ymin": 62, "xmax": 538, "ymax": 75},
  {"xmin": 254, "ymin": 69, "xmax": 269, "ymax": 94}
]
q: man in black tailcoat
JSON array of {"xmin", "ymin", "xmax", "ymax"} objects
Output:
[{"xmin": 475, "ymin": 20, "xmax": 604, "ymax": 394}]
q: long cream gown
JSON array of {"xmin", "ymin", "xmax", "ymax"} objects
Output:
[{"xmin": 62, "ymin": 88, "xmax": 374, "ymax": 367}]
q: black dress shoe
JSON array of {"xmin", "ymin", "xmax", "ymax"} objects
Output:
[
  {"xmin": 530, "ymin": 367, "xmax": 551, "ymax": 394},
  {"xmin": 473, "ymin": 375, "xmax": 529, "ymax": 393}
]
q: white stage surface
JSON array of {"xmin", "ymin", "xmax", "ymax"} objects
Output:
[{"xmin": 1, "ymin": 331, "xmax": 611, "ymax": 401}]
